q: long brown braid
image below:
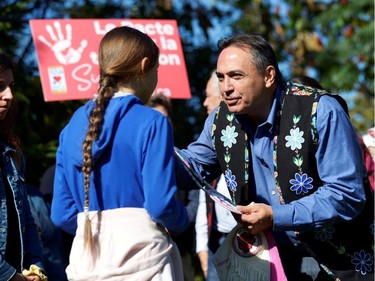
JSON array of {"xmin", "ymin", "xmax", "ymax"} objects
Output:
[
  {"xmin": 82, "ymin": 75, "xmax": 118, "ymax": 253},
  {"xmin": 81, "ymin": 26, "xmax": 159, "ymax": 253}
]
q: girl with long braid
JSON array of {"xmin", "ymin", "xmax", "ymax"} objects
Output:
[{"xmin": 51, "ymin": 26, "xmax": 189, "ymax": 280}]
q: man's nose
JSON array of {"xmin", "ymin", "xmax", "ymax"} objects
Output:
[{"xmin": 222, "ymin": 78, "xmax": 234, "ymax": 94}]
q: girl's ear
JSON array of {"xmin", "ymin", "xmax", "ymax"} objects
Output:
[{"xmin": 141, "ymin": 57, "xmax": 149, "ymax": 73}]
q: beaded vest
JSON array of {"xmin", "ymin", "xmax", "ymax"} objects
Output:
[{"xmin": 213, "ymin": 82, "xmax": 374, "ymax": 278}]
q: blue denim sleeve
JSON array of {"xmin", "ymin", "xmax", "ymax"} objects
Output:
[{"xmin": 0, "ymin": 259, "xmax": 17, "ymax": 281}]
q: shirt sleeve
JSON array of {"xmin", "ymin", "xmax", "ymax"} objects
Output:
[
  {"xmin": 142, "ymin": 115, "xmax": 189, "ymax": 235},
  {"xmin": 195, "ymin": 190, "xmax": 209, "ymax": 253},
  {"xmin": 273, "ymin": 95, "xmax": 366, "ymax": 231},
  {"xmin": 51, "ymin": 131, "xmax": 79, "ymax": 235},
  {"xmin": 178, "ymin": 111, "xmax": 222, "ymax": 184}
]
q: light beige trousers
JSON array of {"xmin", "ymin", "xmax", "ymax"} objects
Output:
[{"xmin": 67, "ymin": 208, "xmax": 183, "ymax": 281}]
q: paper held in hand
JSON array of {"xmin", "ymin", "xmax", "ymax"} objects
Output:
[{"xmin": 174, "ymin": 149, "xmax": 242, "ymax": 215}]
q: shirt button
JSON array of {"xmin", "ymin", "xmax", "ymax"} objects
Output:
[{"xmin": 271, "ymin": 191, "xmax": 276, "ymax": 195}]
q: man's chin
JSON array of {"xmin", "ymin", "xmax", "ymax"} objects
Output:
[{"xmin": 226, "ymin": 104, "xmax": 243, "ymax": 114}]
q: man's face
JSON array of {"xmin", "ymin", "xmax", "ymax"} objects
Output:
[
  {"xmin": 203, "ymin": 76, "xmax": 221, "ymax": 115},
  {"xmin": 216, "ymin": 46, "xmax": 273, "ymax": 118},
  {"xmin": 0, "ymin": 69, "xmax": 14, "ymax": 120}
]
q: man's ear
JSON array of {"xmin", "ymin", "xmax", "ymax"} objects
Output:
[
  {"xmin": 264, "ymin": 66, "xmax": 276, "ymax": 88},
  {"xmin": 141, "ymin": 57, "xmax": 149, "ymax": 72}
]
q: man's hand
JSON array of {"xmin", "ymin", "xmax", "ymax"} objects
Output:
[{"xmin": 235, "ymin": 203, "xmax": 273, "ymax": 235}]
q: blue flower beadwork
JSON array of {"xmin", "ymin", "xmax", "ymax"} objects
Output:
[
  {"xmin": 351, "ymin": 250, "xmax": 373, "ymax": 275},
  {"xmin": 225, "ymin": 169, "xmax": 237, "ymax": 192},
  {"xmin": 289, "ymin": 173, "xmax": 313, "ymax": 195}
]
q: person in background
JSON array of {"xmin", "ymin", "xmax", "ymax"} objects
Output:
[
  {"xmin": 51, "ymin": 26, "xmax": 189, "ymax": 280},
  {"xmin": 147, "ymin": 93, "xmax": 200, "ymax": 281},
  {"xmin": 195, "ymin": 70, "xmax": 237, "ymax": 280},
  {"xmin": 363, "ymin": 127, "xmax": 375, "ymax": 177},
  {"xmin": 202, "ymin": 71, "xmax": 222, "ymax": 116},
  {"xmin": 292, "ymin": 75, "xmax": 375, "ymax": 190},
  {"xmin": 26, "ymin": 184, "xmax": 68, "ymax": 281},
  {"xmin": 40, "ymin": 164, "xmax": 74, "ymax": 269},
  {"xmin": 176, "ymin": 33, "xmax": 373, "ymax": 280},
  {"xmin": 363, "ymin": 127, "xmax": 375, "ymax": 158},
  {"xmin": 39, "ymin": 164, "xmax": 56, "ymax": 204},
  {"xmin": 0, "ymin": 53, "xmax": 47, "ymax": 281},
  {"xmin": 146, "ymin": 92, "xmax": 173, "ymax": 124}
]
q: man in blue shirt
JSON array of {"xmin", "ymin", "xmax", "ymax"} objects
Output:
[{"xmin": 178, "ymin": 33, "xmax": 373, "ymax": 280}]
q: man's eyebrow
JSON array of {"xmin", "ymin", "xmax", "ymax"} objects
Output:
[{"xmin": 220, "ymin": 70, "xmax": 245, "ymax": 76}]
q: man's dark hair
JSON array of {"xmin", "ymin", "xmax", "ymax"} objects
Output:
[{"xmin": 217, "ymin": 33, "xmax": 283, "ymax": 83}]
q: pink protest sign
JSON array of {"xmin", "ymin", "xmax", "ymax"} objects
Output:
[{"xmin": 29, "ymin": 19, "xmax": 191, "ymax": 102}]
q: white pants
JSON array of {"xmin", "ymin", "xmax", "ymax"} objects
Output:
[{"xmin": 67, "ymin": 208, "xmax": 183, "ymax": 281}]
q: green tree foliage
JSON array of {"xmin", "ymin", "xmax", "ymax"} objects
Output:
[
  {"xmin": 314, "ymin": 0, "xmax": 374, "ymax": 132},
  {"xmin": 232, "ymin": 0, "xmax": 374, "ymax": 133}
]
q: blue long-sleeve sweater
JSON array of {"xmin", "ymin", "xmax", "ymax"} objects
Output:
[{"xmin": 51, "ymin": 94, "xmax": 189, "ymax": 235}]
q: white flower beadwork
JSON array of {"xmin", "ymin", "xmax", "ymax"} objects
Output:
[
  {"xmin": 220, "ymin": 125, "xmax": 238, "ymax": 148},
  {"xmin": 285, "ymin": 127, "xmax": 305, "ymax": 150}
]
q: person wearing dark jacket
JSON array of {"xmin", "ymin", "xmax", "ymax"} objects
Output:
[{"xmin": 0, "ymin": 53, "xmax": 46, "ymax": 281}]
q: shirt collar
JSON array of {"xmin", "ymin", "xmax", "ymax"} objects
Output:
[
  {"xmin": 267, "ymin": 83, "xmax": 285, "ymax": 133},
  {"xmin": 235, "ymin": 83, "xmax": 286, "ymax": 136},
  {"xmin": 93, "ymin": 91, "xmax": 134, "ymax": 100}
]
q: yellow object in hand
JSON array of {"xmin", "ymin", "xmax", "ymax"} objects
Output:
[{"xmin": 22, "ymin": 264, "xmax": 48, "ymax": 281}]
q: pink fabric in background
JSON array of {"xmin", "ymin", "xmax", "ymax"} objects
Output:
[
  {"xmin": 358, "ymin": 135, "xmax": 375, "ymax": 190},
  {"xmin": 264, "ymin": 230, "xmax": 288, "ymax": 281}
]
